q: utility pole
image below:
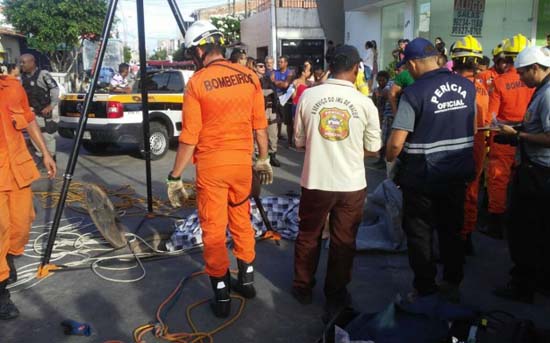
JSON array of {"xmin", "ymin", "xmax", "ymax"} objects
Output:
[
  {"xmin": 245, "ymin": 0, "xmax": 248, "ymax": 17},
  {"xmin": 271, "ymin": 0, "xmax": 277, "ymax": 65},
  {"xmin": 233, "ymin": 0, "xmax": 236, "ymax": 16}
]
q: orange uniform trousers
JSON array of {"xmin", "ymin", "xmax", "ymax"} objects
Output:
[
  {"xmin": 0, "ymin": 186, "xmax": 35, "ymax": 282},
  {"xmin": 462, "ymin": 131, "xmax": 489, "ymax": 237},
  {"xmin": 487, "ymin": 132, "xmax": 516, "ymax": 214},
  {"xmin": 196, "ymin": 164, "xmax": 255, "ymax": 278}
]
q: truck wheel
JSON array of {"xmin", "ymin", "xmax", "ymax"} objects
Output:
[
  {"xmin": 82, "ymin": 141, "xmax": 111, "ymax": 154},
  {"xmin": 141, "ymin": 122, "xmax": 169, "ymax": 160}
]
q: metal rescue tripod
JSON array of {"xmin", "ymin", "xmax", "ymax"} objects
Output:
[{"xmin": 38, "ymin": 0, "xmax": 279, "ymax": 278}]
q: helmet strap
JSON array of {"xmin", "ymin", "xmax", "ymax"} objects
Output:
[{"xmin": 189, "ymin": 46, "xmax": 205, "ymax": 70}]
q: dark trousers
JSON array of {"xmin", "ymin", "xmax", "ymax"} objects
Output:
[
  {"xmin": 282, "ymin": 103, "xmax": 293, "ymax": 146},
  {"xmin": 402, "ymin": 185, "xmax": 466, "ymax": 295},
  {"xmin": 293, "ymin": 187, "xmax": 366, "ymax": 301},
  {"xmin": 507, "ymin": 162, "xmax": 550, "ymax": 292}
]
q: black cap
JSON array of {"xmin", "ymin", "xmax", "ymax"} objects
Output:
[{"xmin": 332, "ymin": 45, "xmax": 361, "ymax": 65}]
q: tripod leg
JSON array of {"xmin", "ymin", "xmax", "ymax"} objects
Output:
[
  {"xmin": 39, "ymin": 0, "xmax": 120, "ymax": 275},
  {"xmin": 254, "ymin": 196, "xmax": 272, "ymax": 231},
  {"xmin": 253, "ymin": 196, "xmax": 280, "ymax": 244}
]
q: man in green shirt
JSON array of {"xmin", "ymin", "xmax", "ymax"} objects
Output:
[{"xmin": 389, "ymin": 66, "xmax": 415, "ymax": 115}]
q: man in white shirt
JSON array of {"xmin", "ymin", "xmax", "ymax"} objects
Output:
[
  {"xmin": 110, "ymin": 63, "xmax": 132, "ymax": 93},
  {"xmin": 292, "ymin": 45, "xmax": 381, "ymax": 319}
]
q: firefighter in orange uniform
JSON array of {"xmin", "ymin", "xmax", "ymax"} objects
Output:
[
  {"xmin": 0, "ymin": 70, "xmax": 56, "ymax": 320},
  {"xmin": 477, "ymin": 39, "xmax": 509, "ymax": 93},
  {"xmin": 482, "ymin": 34, "xmax": 535, "ymax": 239},
  {"xmin": 166, "ymin": 21, "xmax": 272, "ymax": 318},
  {"xmin": 450, "ymin": 36, "xmax": 490, "ymax": 253}
]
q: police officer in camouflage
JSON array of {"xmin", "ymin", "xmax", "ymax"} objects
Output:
[{"xmin": 20, "ymin": 54, "xmax": 59, "ymax": 161}]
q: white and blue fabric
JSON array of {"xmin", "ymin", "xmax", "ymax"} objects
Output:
[{"xmin": 167, "ymin": 196, "xmax": 300, "ymax": 251}]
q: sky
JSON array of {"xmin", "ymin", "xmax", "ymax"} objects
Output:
[{"xmin": 117, "ymin": 0, "xmax": 229, "ymax": 52}]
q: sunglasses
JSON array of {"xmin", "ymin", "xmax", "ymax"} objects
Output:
[{"xmin": 257, "ymin": 64, "xmax": 265, "ymax": 68}]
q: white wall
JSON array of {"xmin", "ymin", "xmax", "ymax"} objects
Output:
[
  {"xmin": 276, "ymin": 8, "xmax": 323, "ymax": 28},
  {"xmin": 241, "ymin": 8, "xmax": 326, "ymax": 59},
  {"xmin": 345, "ymin": 9, "xmax": 381, "ymax": 53},
  {"xmin": 0, "ymin": 35, "xmax": 21, "ymax": 64},
  {"xmin": 403, "ymin": 0, "xmax": 415, "ymax": 39},
  {"xmin": 429, "ymin": 0, "xmax": 536, "ymax": 57},
  {"xmin": 277, "ymin": 28, "xmax": 325, "ymax": 40},
  {"xmin": 241, "ymin": 9, "xmax": 272, "ymax": 58}
]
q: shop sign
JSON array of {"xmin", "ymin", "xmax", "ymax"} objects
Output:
[{"xmin": 451, "ymin": 0, "xmax": 485, "ymax": 37}]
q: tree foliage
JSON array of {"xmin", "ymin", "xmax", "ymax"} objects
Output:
[
  {"xmin": 3, "ymin": 0, "xmax": 107, "ymax": 72},
  {"xmin": 149, "ymin": 49, "xmax": 168, "ymax": 61},
  {"xmin": 210, "ymin": 15, "xmax": 241, "ymax": 44},
  {"xmin": 172, "ymin": 45, "xmax": 185, "ymax": 61},
  {"xmin": 123, "ymin": 46, "xmax": 132, "ymax": 63}
]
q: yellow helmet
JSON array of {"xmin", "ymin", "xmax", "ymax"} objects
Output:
[
  {"xmin": 450, "ymin": 35, "xmax": 483, "ymax": 59},
  {"xmin": 492, "ymin": 39, "xmax": 509, "ymax": 57},
  {"xmin": 503, "ymin": 34, "xmax": 529, "ymax": 58}
]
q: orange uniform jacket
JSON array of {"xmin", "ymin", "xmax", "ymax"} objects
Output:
[
  {"xmin": 178, "ymin": 60, "xmax": 267, "ymax": 278},
  {"xmin": 0, "ymin": 76, "xmax": 40, "ymax": 190},
  {"xmin": 473, "ymin": 77, "xmax": 491, "ymax": 128},
  {"xmin": 462, "ymin": 75, "xmax": 490, "ymax": 235},
  {"xmin": 179, "ymin": 60, "xmax": 267, "ymax": 168},
  {"xmin": 477, "ymin": 67, "xmax": 499, "ymax": 96},
  {"xmin": 0, "ymin": 75, "xmax": 40, "ymax": 282},
  {"xmin": 489, "ymin": 67, "xmax": 534, "ymax": 123},
  {"xmin": 486, "ymin": 67, "xmax": 534, "ymax": 214}
]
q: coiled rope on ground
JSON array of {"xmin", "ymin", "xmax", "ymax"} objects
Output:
[{"xmin": 33, "ymin": 177, "xmax": 197, "ymax": 217}]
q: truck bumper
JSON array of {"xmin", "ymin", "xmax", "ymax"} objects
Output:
[{"xmin": 58, "ymin": 122, "xmax": 142, "ymax": 144}]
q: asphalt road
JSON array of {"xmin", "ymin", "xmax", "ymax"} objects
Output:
[{"xmin": 1, "ymin": 134, "xmax": 549, "ymax": 343}]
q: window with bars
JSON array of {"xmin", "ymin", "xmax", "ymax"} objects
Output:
[{"xmin": 252, "ymin": 0, "xmax": 317, "ymax": 12}]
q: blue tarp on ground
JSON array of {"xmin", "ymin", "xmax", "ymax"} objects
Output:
[{"xmin": 168, "ymin": 180, "xmax": 406, "ymax": 253}]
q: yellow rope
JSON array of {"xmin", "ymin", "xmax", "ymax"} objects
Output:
[
  {"xmin": 186, "ymin": 295, "xmax": 246, "ymax": 343},
  {"xmin": 131, "ymin": 271, "xmax": 246, "ymax": 343},
  {"xmin": 33, "ymin": 177, "xmax": 197, "ymax": 216}
]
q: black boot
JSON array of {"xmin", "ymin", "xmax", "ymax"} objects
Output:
[
  {"xmin": 7, "ymin": 255, "xmax": 17, "ymax": 284},
  {"xmin": 479, "ymin": 213, "xmax": 505, "ymax": 239},
  {"xmin": 209, "ymin": 272, "xmax": 231, "ymax": 318},
  {"xmin": 0, "ymin": 281, "xmax": 19, "ymax": 320},
  {"xmin": 269, "ymin": 153, "xmax": 281, "ymax": 167},
  {"xmin": 232, "ymin": 259, "xmax": 256, "ymax": 299}
]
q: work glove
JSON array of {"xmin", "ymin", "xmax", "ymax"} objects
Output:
[
  {"xmin": 166, "ymin": 178, "xmax": 188, "ymax": 208},
  {"xmin": 253, "ymin": 156, "xmax": 273, "ymax": 185}
]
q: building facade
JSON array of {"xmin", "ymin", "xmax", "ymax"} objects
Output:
[
  {"xmin": 0, "ymin": 7, "xmax": 24, "ymax": 64},
  {"xmin": 157, "ymin": 38, "xmax": 183, "ymax": 58},
  {"xmin": 344, "ymin": 0, "xmax": 548, "ymax": 72},
  {"xmin": 240, "ymin": 0, "xmax": 324, "ymax": 67}
]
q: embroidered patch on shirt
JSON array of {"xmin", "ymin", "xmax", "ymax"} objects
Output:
[{"xmin": 318, "ymin": 107, "xmax": 351, "ymax": 141}]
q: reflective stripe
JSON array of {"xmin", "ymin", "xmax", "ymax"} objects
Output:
[
  {"xmin": 405, "ymin": 136, "xmax": 474, "ymax": 149},
  {"xmin": 434, "ymin": 105, "xmax": 468, "ymax": 114},
  {"xmin": 404, "ymin": 141, "xmax": 474, "ymax": 155}
]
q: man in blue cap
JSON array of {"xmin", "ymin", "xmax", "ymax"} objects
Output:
[{"xmin": 386, "ymin": 38, "xmax": 476, "ymax": 303}]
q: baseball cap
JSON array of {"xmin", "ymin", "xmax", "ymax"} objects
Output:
[
  {"xmin": 331, "ymin": 45, "xmax": 361, "ymax": 66},
  {"xmin": 397, "ymin": 38, "xmax": 439, "ymax": 68},
  {"xmin": 514, "ymin": 46, "xmax": 550, "ymax": 68}
]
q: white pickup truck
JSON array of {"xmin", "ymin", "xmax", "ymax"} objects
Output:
[{"xmin": 58, "ymin": 69, "xmax": 193, "ymax": 160}]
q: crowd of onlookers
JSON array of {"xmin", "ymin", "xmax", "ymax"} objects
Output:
[
  {"xmin": 227, "ymin": 34, "xmax": 550, "ymax": 309},
  {"xmin": 224, "ymin": 37, "xmax": 471, "ymax": 168}
]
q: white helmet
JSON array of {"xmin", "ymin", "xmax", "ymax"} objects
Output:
[
  {"xmin": 514, "ymin": 46, "xmax": 550, "ymax": 69},
  {"xmin": 184, "ymin": 20, "xmax": 225, "ymax": 49}
]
